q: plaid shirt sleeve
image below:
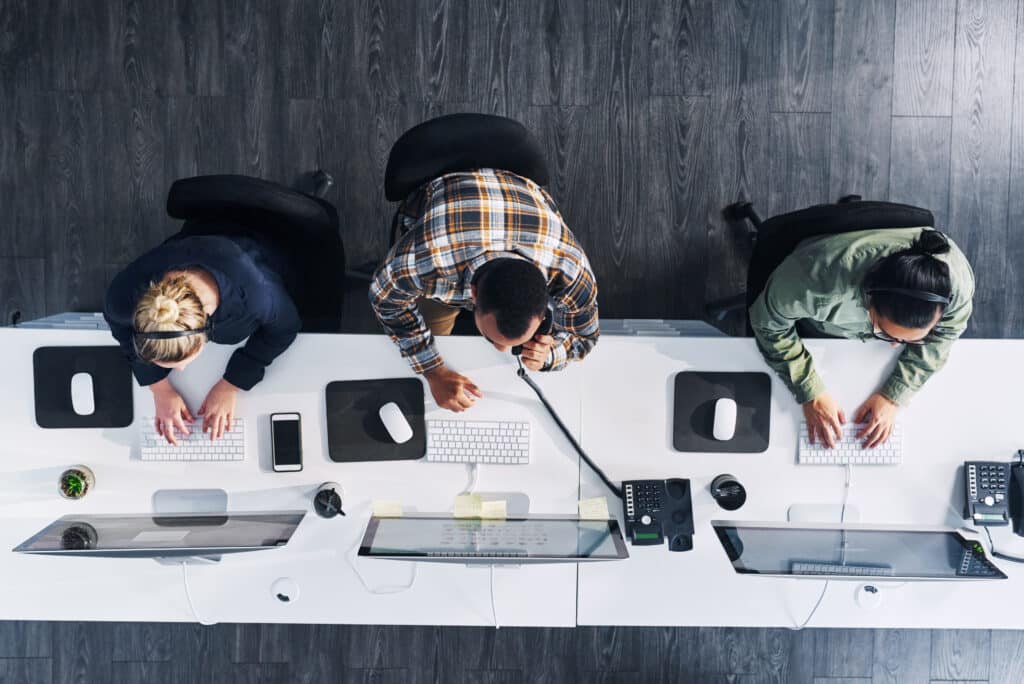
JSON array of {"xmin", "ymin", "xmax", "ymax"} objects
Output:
[
  {"xmin": 544, "ymin": 257, "xmax": 600, "ymax": 371},
  {"xmin": 369, "ymin": 245, "xmax": 444, "ymax": 374}
]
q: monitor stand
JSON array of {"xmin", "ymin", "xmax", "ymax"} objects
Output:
[
  {"xmin": 152, "ymin": 488, "xmax": 229, "ymax": 515},
  {"xmin": 474, "ymin": 491, "xmax": 530, "ymax": 517},
  {"xmin": 787, "ymin": 503, "xmax": 861, "ymax": 523},
  {"xmin": 151, "ymin": 489, "xmax": 229, "ymax": 565}
]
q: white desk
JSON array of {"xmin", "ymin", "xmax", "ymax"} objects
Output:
[
  {"xmin": 577, "ymin": 337, "xmax": 1024, "ymax": 628},
  {"xmin": 0, "ymin": 329, "xmax": 585, "ymax": 626},
  {"xmin": 5, "ymin": 328, "xmax": 1024, "ymax": 629}
]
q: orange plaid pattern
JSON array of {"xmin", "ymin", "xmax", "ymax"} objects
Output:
[{"xmin": 370, "ymin": 169, "xmax": 599, "ymax": 373}]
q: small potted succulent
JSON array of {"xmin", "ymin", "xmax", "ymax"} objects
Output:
[{"xmin": 58, "ymin": 466, "xmax": 95, "ymax": 500}]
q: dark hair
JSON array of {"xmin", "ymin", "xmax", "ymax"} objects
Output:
[
  {"xmin": 864, "ymin": 230, "xmax": 952, "ymax": 329},
  {"xmin": 473, "ymin": 259, "xmax": 548, "ymax": 339}
]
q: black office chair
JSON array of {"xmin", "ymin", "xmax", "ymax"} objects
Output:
[
  {"xmin": 384, "ymin": 113, "xmax": 550, "ymax": 244},
  {"xmin": 706, "ymin": 195, "xmax": 936, "ymax": 333},
  {"xmin": 166, "ymin": 174, "xmax": 347, "ymax": 333}
]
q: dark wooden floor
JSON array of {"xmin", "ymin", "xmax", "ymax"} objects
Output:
[
  {"xmin": 2, "ymin": 621, "xmax": 1024, "ymax": 684},
  {"xmin": 3, "ymin": 0, "xmax": 1024, "ymax": 682}
]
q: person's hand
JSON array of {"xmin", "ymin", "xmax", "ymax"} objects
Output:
[
  {"xmin": 854, "ymin": 392, "xmax": 899, "ymax": 448},
  {"xmin": 520, "ymin": 334, "xmax": 557, "ymax": 371},
  {"xmin": 424, "ymin": 365, "xmax": 483, "ymax": 412},
  {"xmin": 802, "ymin": 393, "xmax": 845, "ymax": 448},
  {"xmin": 150, "ymin": 378, "xmax": 194, "ymax": 446},
  {"xmin": 198, "ymin": 378, "xmax": 239, "ymax": 440}
]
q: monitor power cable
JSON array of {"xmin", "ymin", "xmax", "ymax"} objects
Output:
[
  {"xmin": 514, "ymin": 357, "xmax": 623, "ymax": 499},
  {"xmin": 180, "ymin": 561, "xmax": 216, "ymax": 626},
  {"xmin": 793, "ymin": 464, "xmax": 853, "ymax": 631},
  {"xmin": 489, "ymin": 564, "xmax": 499, "ymax": 629},
  {"xmin": 346, "ymin": 503, "xmax": 418, "ymax": 594}
]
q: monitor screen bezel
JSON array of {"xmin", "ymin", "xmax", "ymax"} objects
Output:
[
  {"xmin": 710, "ymin": 520, "xmax": 1008, "ymax": 581},
  {"xmin": 12, "ymin": 511, "xmax": 307, "ymax": 558},
  {"xmin": 358, "ymin": 513, "xmax": 630, "ymax": 563}
]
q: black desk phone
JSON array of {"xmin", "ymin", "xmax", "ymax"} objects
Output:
[
  {"xmin": 963, "ymin": 461, "xmax": 1012, "ymax": 526},
  {"xmin": 622, "ymin": 479, "xmax": 694, "ymax": 552}
]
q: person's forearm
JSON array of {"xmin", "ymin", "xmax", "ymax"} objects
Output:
[
  {"xmin": 881, "ymin": 338, "xmax": 955, "ymax": 405},
  {"xmin": 149, "ymin": 377, "xmax": 174, "ymax": 395},
  {"xmin": 750, "ymin": 326, "xmax": 825, "ymax": 404}
]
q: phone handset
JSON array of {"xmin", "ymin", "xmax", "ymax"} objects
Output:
[{"xmin": 511, "ymin": 307, "xmax": 554, "ymax": 357}]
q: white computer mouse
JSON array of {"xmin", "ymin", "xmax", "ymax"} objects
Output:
[
  {"xmin": 379, "ymin": 402, "xmax": 413, "ymax": 444},
  {"xmin": 70, "ymin": 372, "xmax": 95, "ymax": 416},
  {"xmin": 712, "ymin": 397, "xmax": 737, "ymax": 441}
]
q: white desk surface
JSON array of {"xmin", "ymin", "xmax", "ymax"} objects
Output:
[
  {"xmin": 577, "ymin": 336, "xmax": 1024, "ymax": 629},
  {"xmin": 0, "ymin": 329, "xmax": 585, "ymax": 626},
  {"xmin": 5, "ymin": 329, "xmax": 1024, "ymax": 629}
]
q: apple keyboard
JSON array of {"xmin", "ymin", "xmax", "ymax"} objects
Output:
[
  {"xmin": 426, "ymin": 419, "xmax": 530, "ymax": 465},
  {"xmin": 140, "ymin": 418, "xmax": 246, "ymax": 461},
  {"xmin": 798, "ymin": 422, "xmax": 902, "ymax": 465}
]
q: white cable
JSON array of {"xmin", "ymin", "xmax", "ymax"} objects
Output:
[
  {"xmin": 180, "ymin": 562, "xmax": 215, "ymax": 626},
  {"xmin": 792, "ymin": 465, "xmax": 853, "ymax": 631},
  {"xmin": 459, "ymin": 463, "xmax": 479, "ymax": 496},
  {"xmin": 489, "ymin": 564, "xmax": 500, "ymax": 629},
  {"xmin": 346, "ymin": 502, "xmax": 418, "ymax": 594}
]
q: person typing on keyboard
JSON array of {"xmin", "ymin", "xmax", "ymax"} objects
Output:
[
  {"xmin": 750, "ymin": 229, "xmax": 974, "ymax": 449},
  {"xmin": 370, "ymin": 169, "xmax": 600, "ymax": 412},
  {"xmin": 105, "ymin": 240, "xmax": 301, "ymax": 445}
]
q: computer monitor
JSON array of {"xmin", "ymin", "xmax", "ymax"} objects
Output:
[
  {"xmin": 13, "ymin": 511, "xmax": 306, "ymax": 559},
  {"xmin": 712, "ymin": 521, "xmax": 1007, "ymax": 580},
  {"xmin": 358, "ymin": 514, "xmax": 629, "ymax": 564}
]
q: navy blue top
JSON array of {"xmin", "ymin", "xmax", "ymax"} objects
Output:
[{"xmin": 103, "ymin": 235, "xmax": 301, "ymax": 391}]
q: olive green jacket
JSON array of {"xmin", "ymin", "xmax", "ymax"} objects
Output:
[{"xmin": 748, "ymin": 227, "xmax": 975, "ymax": 405}]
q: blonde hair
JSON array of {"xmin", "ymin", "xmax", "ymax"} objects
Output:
[{"xmin": 132, "ymin": 275, "xmax": 208, "ymax": 363}]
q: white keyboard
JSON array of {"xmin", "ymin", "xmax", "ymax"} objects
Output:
[
  {"xmin": 798, "ymin": 422, "xmax": 902, "ymax": 465},
  {"xmin": 140, "ymin": 418, "xmax": 246, "ymax": 461},
  {"xmin": 426, "ymin": 419, "xmax": 530, "ymax": 465}
]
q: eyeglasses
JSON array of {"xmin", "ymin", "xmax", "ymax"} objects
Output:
[{"xmin": 872, "ymin": 327, "xmax": 928, "ymax": 346}]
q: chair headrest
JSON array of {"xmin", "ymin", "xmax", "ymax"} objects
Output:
[
  {"xmin": 166, "ymin": 175, "xmax": 332, "ymax": 227},
  {"xmin": 385, "ymin": 113, "xmax": 550, "ymax": 201}
]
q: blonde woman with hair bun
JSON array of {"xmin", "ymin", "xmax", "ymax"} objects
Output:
[
  {"xmin": 106, "ymin": 172, "xmax": 342, "ymax": 445},
  {"xmin": 105, "ymin": 236, "xmax": 303, "ymax": 446}
]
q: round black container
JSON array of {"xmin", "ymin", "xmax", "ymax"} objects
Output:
[{"xmin": 710, "ymin": 474, "xmax": 747, "ymax": 511}]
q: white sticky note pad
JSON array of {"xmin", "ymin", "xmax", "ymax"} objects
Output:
[
  {"xmin": 578, "ymin": 497, "xmax": 611, "ymax": 520},
  {"xmin": 372, "ymin": 500, "xmax": 403, "ymax": 517},
  {"xmin": 480, "ymin": 499, "xmax": 508, "ymax": 520},
  {"xmin": 453, "ymin": 494, "xmax": 483, "ymax": 518}
]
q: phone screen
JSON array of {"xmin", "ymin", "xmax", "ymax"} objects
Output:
[{"xmin": 272, "ymin": 418, "xmax": 302, "ymax": 466}]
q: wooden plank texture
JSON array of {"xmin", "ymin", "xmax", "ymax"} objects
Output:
[
  {"xmin": 892, "ymin": 0, "xmax": 957, "ymax": 116},
  {"xmin": 829, "ymin": 0, "xmax": 896, "ymax": 201}
]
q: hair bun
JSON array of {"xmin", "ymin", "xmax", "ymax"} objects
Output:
[
  {"xmin": 151, "ymin": 295, "xmax": 180, "ymax": 325},
  {"xmin": 911, "ymin": 230, "xmax": 950, "ymax": 257}
]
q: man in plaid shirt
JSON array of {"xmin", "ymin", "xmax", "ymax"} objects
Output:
[{"xmin": 370, "ymin": 168, "xmax": 600, "ymax": 411}]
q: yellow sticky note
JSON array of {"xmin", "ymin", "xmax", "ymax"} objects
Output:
[
  {"xmin": 480, "ymin": 499, "xmax": 508, "ymax": 520},
  {"xmin": 372, "ymin": 500, "xmax": 403, "ymax": 518},
  {"xmin": 453, "ymin": 494, "xmax": 483, "ymax": 518},
  {"xmin": 578, "ymin": 497, "xmax": 611, "ymax": 520}
]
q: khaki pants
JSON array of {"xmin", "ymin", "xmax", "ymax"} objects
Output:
[{"xmin": 417, "ymin": 297, "xmax": 462, "ymax": 336}]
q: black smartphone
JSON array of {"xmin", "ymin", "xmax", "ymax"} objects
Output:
[
  {"xmin": 271, "ymin": 413, "xmax": 303, "ymax": 472},
  {"xmin": 512, "ymin": 307, "xmax": 554, "ymax": 356}
]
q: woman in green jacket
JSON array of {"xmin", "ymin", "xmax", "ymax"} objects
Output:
[{"xmin": 749, "ymin": 229, "xmax": 974, "ymax": 449}]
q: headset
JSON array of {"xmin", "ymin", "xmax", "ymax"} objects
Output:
[
  {"xmin": 132, "ymin": 318, "xmax": 215, "ymax": 341},
  {"xmin": 865, "ymin": 287, "xmax": 950, "ymax": 307}
]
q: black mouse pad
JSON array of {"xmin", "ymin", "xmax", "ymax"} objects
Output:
[
  {"xmin": 33, "ymin": 346, "xmax": 134, "ymax": 429},
  {"xmin": 325, "ymin": 378, "xmax": 426, "ymax": 462},
  {"xmin": 672, "ymin": 371, "xmax": 770, "ymax": 453}
]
